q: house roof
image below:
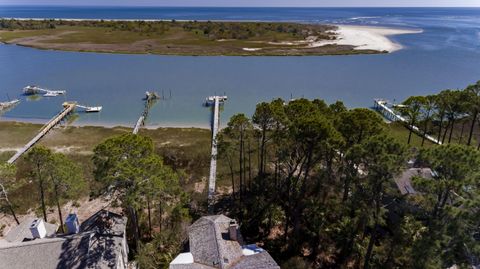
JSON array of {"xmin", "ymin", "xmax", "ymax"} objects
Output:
[
  {"xmin": 3, "ymin": 217, "xmax": 58, "ymax": 243},
  {"xmin": 394, "ymin": 168, "xmax": 433, "ymax": 195},
  {"xmin": 0, "ymin": 210, "xmax": 127, "ymax": 269},
  {"xmin": 170, "ymin": 215, "xmax": 279, "ymax": 269}
]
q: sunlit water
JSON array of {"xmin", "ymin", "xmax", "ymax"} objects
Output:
[{"xmin": 0, "ymin": 7, "xmax": 479, "ymax": 127}]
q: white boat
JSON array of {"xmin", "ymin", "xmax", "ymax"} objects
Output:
[
  {"xmin": 205, "ymin": 95, "xmax": 228, "ymax": 103},
  {"xmin": 49, "ymin": 90, "xmax": 66, "ymax": 95},
  {"xmin": 43, "ymin": 92, "xmax": 59, "ymax": 97},
  {"xmin": 85, "ymin": 106, "xmax": 102, "ymax": 113}
]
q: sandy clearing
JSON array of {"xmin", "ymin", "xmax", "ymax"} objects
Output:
[{"xmin": 0, "ymin": 196, "xmax": 120, "ymax": 239}]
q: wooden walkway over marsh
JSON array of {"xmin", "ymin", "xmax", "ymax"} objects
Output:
[
  {"xmin": 7, "ymin": 102, "xmax": 76, "ymax": 164},
  {"xmin": 132, "ymin": 92, "xmax": 159, "ymax": 135},
  {"xmin": 373, "ymin": 99, "xmax": 442, "ymax": 145},
  {"xmin": 206, "ymin": 96, "xmax": 227, "ymax": 210}
]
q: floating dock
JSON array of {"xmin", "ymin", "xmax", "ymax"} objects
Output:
[
  {"xmin": 7, "ymin": 102, "xmax": 76, "ymax": 164},
  {"xmin": 374, "ymin": 99, "xmax": 442, "ymax": 145},
  {"xmin": 206, "ymin": 95, "xmax": 227, "ymax": 210}
]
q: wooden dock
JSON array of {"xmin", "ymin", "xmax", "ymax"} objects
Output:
[
  {"xmin": 374, "ymin": 99, "xmax": 442, "ymax": 145},
  {"xmin": 132, "ymin": 92, "xmax": 159, "ymax": 134},
  {"xmin": 206, "ymin": 96, "xmax": 227, "ymax": 210},
  {"xmin": 7, "ymin": 102, "xmax": 76, "ymax": 164}
]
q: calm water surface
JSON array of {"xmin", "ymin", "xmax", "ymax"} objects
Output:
[{"xmin": 0, "ymin": 7, "xmax": 479, "ymax": 127}]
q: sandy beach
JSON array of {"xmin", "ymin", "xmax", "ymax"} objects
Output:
[{"xmin": 312, "ymin": 25, "xmax": 423, "ymax": 52}]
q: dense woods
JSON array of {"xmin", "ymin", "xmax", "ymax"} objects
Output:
[
  {"xmin": 397, "ymin": 81, "xmax": 480, "ymax": 147},
  {"xmin": 217, "ymin": 95, "xmax": 480, "ymax": 268},
  {"xmin": 0, "ymin": 18, "xmax": 335, "ymax": 41}
]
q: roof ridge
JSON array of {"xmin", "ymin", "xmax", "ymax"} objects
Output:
[{"xmin": 0, "ymin": 231, "xmax": 94, "ymax": 250}]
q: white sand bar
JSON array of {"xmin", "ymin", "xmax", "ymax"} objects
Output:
[{"xmin": 311, "ymin": 25, "xmax": 423, "ymax": 52}]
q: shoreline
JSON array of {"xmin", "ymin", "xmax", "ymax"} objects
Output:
[
  {"xmin": 0, "ymin": 18, "xmax": 422, "ymax": 55},
  {"xmin": 0, "ymin": 117, "xmax": 211, "ymax": 130},
  {"xmin": 316, "ymin": 25, "xmax": 423, "ymax": 53}
]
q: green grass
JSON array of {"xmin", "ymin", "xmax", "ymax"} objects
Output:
[
  {"xmin": 0, "ymin": 121, "xmax": 213, "ymax": 214},
  {"xmin": 0, "ymin": 20, "xmax": 378, "ymax": 56},
  {"xmin": 387, "ymin": 121, "xmax": 434, "ymax": 148}
]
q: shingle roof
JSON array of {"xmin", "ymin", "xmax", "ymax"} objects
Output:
[
  {"xmin": 394, "ymin": 168, "xmax": 433, "ymax": 195},
  {"xmin": 0, "ymin": 210, "xmax": 127, "ymax": 269},
  {"xmin": 4, "ymin": 217, "xmax": 58, "ymax": 243},
  {"xmin": 170, "ymin": 215, "xmax": 279, "ymax": 269}
]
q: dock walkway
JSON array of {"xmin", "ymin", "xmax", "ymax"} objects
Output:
[
  {"xmin": 206, "ymin": 96, "xmax": 227, "ymax": 210},
  {"xmin": 374, "ymin": 99, "xmax": 442, "ymax": 145},
  {"xmin": 132, "ymin": 92, "xmax": 159, "ymax": 134},
  {"xmin": 208, "ymin": 97, "xmax": 220, "ymax": 201},
  {"xmin": 7, "ymin": 102, "xmax": 76, "ymax": 164}
]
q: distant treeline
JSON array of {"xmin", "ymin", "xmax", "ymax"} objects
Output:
[{"xmin": 0, "ymin": 18, "xmax": 336, "ymax": 40}]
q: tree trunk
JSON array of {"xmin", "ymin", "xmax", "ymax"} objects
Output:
[
  {"xmin": 158, "ymin": 201, "xmax": 163, "ymax": 234},
  {"xmin": 468, "ymin": 112, "xmax": 477, "ymax": 146},
  {"xmin": 459, "ymin": 121, "xmax": 467, "ymax": 143},
  {"xmin": 363, "ymin": 226, "xmax": 377, "ymax": 269},
  {"xmin": 227, "ymin": 154, "xmax": 235, "ymax": 199},
  {"xmin": 248, "ymin": 140, "xmax": 252, "ymax": 190},
  {"xmin": 38, "ymin": 175, "xmax": 48, "ymax": 222},
  {"xmin": 147, "ymin": 197, "xmax": 152, "ymax": 238},
  {"xmin": 421, "ymin": 112, "xmax": 431, "ymax": 147},
  {"xmin": 407, "ymin": 119, "xmax": 414, "ymax": 145},
  {"xmin": 54, "ymin": 184, "xmax": 64, "ymax": 233},
  {"xmin": 259, "ymin": 127, "xmax": 266, "ymax": 175},
  {"xmin": 442, "ymin": 120, "xmax": 451, "ymax": 144},
  {"xmin": 0, "ymin": 183, "xmax": 19, "ymax": 225},
  {"xmin": 437, "ymin": 115, "xmax": 445, "ymax": 142},
  {"xmin": 448, "ymin": 118, "xmax": 455, "ymax": 143},
  {"xmin": 128, "ymin": 206, "xmax": 140, "ymax": 252},
  {"xmin": 239, "ymin": 131, "xmax": 244, "ymax": 200}
]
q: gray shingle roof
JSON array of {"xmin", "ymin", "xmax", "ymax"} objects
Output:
[
  {"xmin": 394, "ymin": 168, "xmax": 433, "ymax": 195},
  {"xmin": 170, "ymin": 215, "xmax": 279, "ymax": 269},
  {"xmin": 0, "ymin": 210, "xmax": 127, "ymax": 269},
  {"xmin": 4, "ymin": 217, "xmax": 58, "ymax": 243}
]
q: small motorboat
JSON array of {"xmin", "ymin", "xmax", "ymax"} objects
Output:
[
  {"xmin": 44, "ymin": 92, "xmax": 59, "ymax": 97},
  {"xmin": 85, "ymin": 106, "xmax": 102, "ymax": 113}
]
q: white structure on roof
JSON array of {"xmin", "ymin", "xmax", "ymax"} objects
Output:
[
  {"xmin": 170, "ymin": 253, "xmax": 194, "ymax": 265},
  {"xmin": 0, "ymin": 210, "xmax": 129, "ymax": 269},
  {"xmin": 29, "ymin": 219, "xmax": 47, "ymax": 239},
  {"xmin": 65, "ymin": 213, "xmax": 80, "ymax": 234}
]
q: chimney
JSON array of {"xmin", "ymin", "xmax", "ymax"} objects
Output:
[
  {"xmin": 65, "ymin": 213, "xmax": 80, "ymax": 234},
  {"xmin": 229, "ymin": 220, "xmax": 238, "ymax": 241},
  {"xmin": 29, "ymin": 218, "xmax": 47, "ymax": 239}
]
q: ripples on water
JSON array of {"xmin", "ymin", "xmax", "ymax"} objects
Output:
[{"xmin": 0, "ymin": 7, "xmax": 479, "ymax": 127}]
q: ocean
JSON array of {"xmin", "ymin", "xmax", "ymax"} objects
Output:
[{"xmin": 0, "ymin": 7, "xmax": 479, "ymax": 127}]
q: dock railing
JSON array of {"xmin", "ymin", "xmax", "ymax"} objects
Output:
[
  {"xmin": 7, "ymin": 102, "xmax": 76, "ymax": 164},
  {"xmin": 373, "ymin": 99, "xmax": 442, "ymax": 145}
]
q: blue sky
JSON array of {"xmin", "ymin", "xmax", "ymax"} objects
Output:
[{"xmin": 1, "ymin": 0, "xmax": 479, "ymax": 7}]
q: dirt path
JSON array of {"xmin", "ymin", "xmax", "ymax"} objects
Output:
[{"xmin": 0, "ymin": 196, "xmax": 120, "ymax": 238}]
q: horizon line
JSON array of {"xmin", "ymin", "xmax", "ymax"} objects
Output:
[{"xmin": 1, "ymin": 4, "xmax": 480, "ymax": 8}]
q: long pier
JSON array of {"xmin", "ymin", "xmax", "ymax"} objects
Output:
[
  {"xmin": 374, "ymin": 99, "xmax": 442, "ymax": 145},
  {"xmin": 7, "ymin": 102, "xmax": 76, "ymax": 164},
  {"xmin": 132, "ymin": 92, "xmax": 159, "ymax": 134},
  {"xmin": 206, "ymin": 96, "xmax": 227, "ymax": 210}
]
